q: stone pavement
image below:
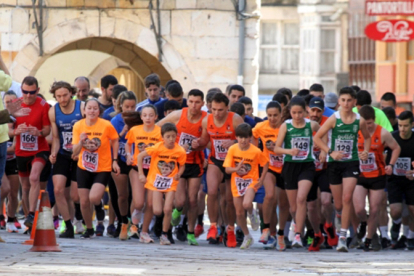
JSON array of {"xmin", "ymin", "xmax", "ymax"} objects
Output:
[{"xmin": 1, "ymin": 226, "xmax": 414, "ymax": 276}]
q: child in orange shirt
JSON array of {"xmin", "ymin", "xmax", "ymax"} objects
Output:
[
  {"xmin": 137, "ymin": 123, "xmax": 186, "ymax": 245},
  {"xmin": 223, "ymin": 123, "xmax": 269, "ymax": 249}
]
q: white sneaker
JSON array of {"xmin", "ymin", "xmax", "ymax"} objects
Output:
[
  {"xmin": 292, "ymin": 234, "xmax": 303, "ymax": 248},
  {"xmin": 336, "ymin": 236, "xmax": 348, "ymax": 252},
  {"xmin": 74, "ymin": 220, "xmax": 85, "ymax": 234},
  {"xmin": 7, "ymin": 222, "xmax": 18, "ymax": 233},
  {"xmin": 140, "ymin": 232, "xmax": 154, "ymax": 244},
  {"xmin": 240, "ymin": 234, "xmax": 254, "ymax": 249},
  {"xmin": 288, "ymin": 222, "xmax": 296, "ymax": 242},
  {"xmin": 248, "ymin": 209, "xmax": 260, "ymax": 231},
  {"xmin": 160, "ymin": 234, "xmax": 171, "ymax": 245}
]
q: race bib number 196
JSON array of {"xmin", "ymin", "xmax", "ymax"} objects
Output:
[
  {"xmin": 20, "ymin": 132, "xmax": 38, "ymax": 151},
  {"xmin": 82, "ymin": 151, "xmax": 99, "ymax": 172},
  {"xmin": 154, "ymin": 174, "xmax": 173, "ymax": 190}
]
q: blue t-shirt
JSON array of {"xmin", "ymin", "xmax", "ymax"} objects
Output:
[
  {"xmin": 111, "ymin": 113, "xmax": 128, "ymax": 163},
  {"xmin": 323, "ymin": 107, "xmax": 335, "ymax": 117},
  {"xmin": 102, "ymin": 106, "xmax": 115, "ymax": 121},
  {"xmin": 155, "ymin": 98, "xmax": 188, "ymax": 120},
  {"xmin": 244, "ymin": 115, "xmax": 257, "ymax": 127},
  {"xmin": 135, "ymin": 97, "xmax": 163, "ymax": 111}
]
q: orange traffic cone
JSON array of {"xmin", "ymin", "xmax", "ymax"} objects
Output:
[
  {"xmin": 22, "ymin": 190, "xmax": 44, "ymax": 245},
  {"xmin": 30, "ymin": 191, "xmax": 61, "ymax": 252}
]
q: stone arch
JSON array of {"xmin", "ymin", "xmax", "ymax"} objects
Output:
[{"xmin": 10, "ymin": 17, "xmax": 196, "ymax": 90}]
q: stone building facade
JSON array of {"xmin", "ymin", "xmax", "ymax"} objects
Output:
[{"xmin": 0, "ymin": 0, "xmax": 260, "ymax": 101}]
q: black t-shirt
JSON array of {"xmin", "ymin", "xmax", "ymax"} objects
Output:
[{"xmin": 387, "ymin": 130, "xmax": 414, "ymax": 183}]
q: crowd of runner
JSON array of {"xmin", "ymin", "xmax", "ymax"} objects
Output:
[{"xmin": 1, "ymin": 64, "xmax": 414, "ymax": 253}]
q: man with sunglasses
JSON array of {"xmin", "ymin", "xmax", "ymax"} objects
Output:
[{"xmin": 14, "ymin": 76, "xmax": 51, "ymax": 228}]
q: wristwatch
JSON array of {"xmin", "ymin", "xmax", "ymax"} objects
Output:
[
  {"xmin": 112, "ymin": 159, "xmax": 118, "ymax": 162},
  {"xmin": 328, "ymin": 149, "xmax": 333, "ymax": 155}
]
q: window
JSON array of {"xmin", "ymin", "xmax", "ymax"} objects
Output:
[
  {"xmin": 320, "ymin": 29, "xmax": 336, "ymax": 74},
  {"xmin": 260, "ymin": 21, "xmax": 299, "ymax": 74}
]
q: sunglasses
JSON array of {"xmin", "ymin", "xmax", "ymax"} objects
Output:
[{"xmin": 22, "ymin": 89, "xmax": 37, "ymax": 95}]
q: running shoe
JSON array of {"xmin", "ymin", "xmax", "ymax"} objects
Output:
[
  {"xmin": 107, "ymin": 224, "xmax": 116, "ymax": 237},
  {"xmin": 240, "ymin": 234, "xmax": 253, "ymax": 249},
  {"xmin": 0, "ymin": 216, "xmax": 6, "ymax": 229},
  {"xmin": 357, "ymin": 222, "xmax": 367, "ymax": 240},
  {"xmin": 207, "ymin": 225, "xmax": 218, "ymax": 243},
  {"xmin": 187, "ymin": 233, "xmax": 198, "ymax": 246},
  {"xmin": 348, "ymin": 235, "xmax": 361, "ymax": 249},
  {"xmin": 381, "ymin": 237, "xmax": 391, "ymax": 249},
  {"xmin": 407, "ymin": 238, "xmax": 414, "ymax": 250},
  {"xmin": 74, "ymin": 220, "xmax": 86, "ymax": 235},
  {"xmin": 393, "ymin": 235, "xmax": 407, "ymax": 249},
  {"xmin": 259, "ymin": 228, "xmax": 270, "ymax": 244},
  {"xmin": 371, "ymin": 233, "xmax": 381, "ymax": 251},
  {"xmin": 7, "ymin": 222, "xmax": 18, "ymax": 233},
  {"xmin": 119, "ymin": 223, "xmax": 129, "ymax": 241},
  {"xmin": 14, "ymin": 218, "xmax": 22, "ymax": 229},
  {"xmin": 160, "ymin": 234, "xmax": 171, "ymax": 245},
  {"xmin": 308, "ymin": 234, "xmax": 324, "ymax": 252},
  {"xmin": 390, "ymin": 222, "xmax": 401, "ymax": 244},
  {"xmin": 235, "ymin": 227, "xmax": 244, "ymax": 246},
  {"xmin": 284, "ymin": 236, "xmax": 292, "ymax": 249},
  {"xmin": 175, "ymin": 224, "xmax": 187, "ymax": 242},
  {"xmin": 114, "ymin": 223, "xmax": 122, "ymax": 238},
  {"xmin": 248, "ymin": 209, "xmax": 260, "ymax": 231},
  {"xmin": 139, "ymin": 232, "xmax": 154, "ymax": 243},
  {"xmin": 264, "ymin": 235, "xmax": 277, "ymax": 250},
  {"xmin": 335, "ymin": 213, "xmax": 341, "ymax": 231},
  {"xmin": 53, "ymin": 217, "xmax": 59, "ymax": 230},
  {"xmin": 194, "ymin": 224, "xmax": 204, "ymax": 238},
  {"xmin": 306, "ymin": 236, "xmax": 314, "ymax": 248},
  {"xmin": 171, "ymin": 209, "xmax": 182, "ymax": 226},
  {"xmin": 362, "ymin": 240, "xmax": 371, "ymax": 252},
  {"xmin": 80, "ymin": 229, "xmax": 95, "ymax": 239},
  {"xmin": 24, "ymin": 214, "xmax": 35, "ymax": 228},
  {"xmin": 336, "ymin": 236, "xmax": 348, "ymax": 252},
  {"xmin": 0, "ymin": 235, "xmax": 4, "ymax": 243},
  {"xmin": 276, "ymin": 235, "xmax": 286, "ymax": 251},
  {"xmin": 324, "ymin": 222, "xmax": 338, "ymax": 247},
  {"xmin": 59, "ymin": 220, "xmax": 66, "ymax": 234},
  {"xmin": 95, "ymin": 223, "xmax": 105, "ymax": 236},
  {"xmin": 59, "ymin": 227, "xmax": 75, "ymax": 239},
  {"xmin": 226, "ymin": 228, "xmax": 238, "ymax": 248},
  {"xmin": 129, "ymin": 224, "xmax": 140, "ymax": 239},
  {"xmin": 167, "ymin": 229, "xmax": 175, "ymax": 244},
  {"xmin": 292, "ymin": 234, "xmax": 303, "ymax": 248}
]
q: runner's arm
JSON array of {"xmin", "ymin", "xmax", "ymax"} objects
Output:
[
  {"xmin": 257, "ymin": 162, "xmax": 269, "ymax": 186},
  {"xmin": 175, "ymin": 163, "xmax": 186, "ymax": 180},
  {"xmin": 6, "ymin": 137, "xmax": 15, "ymax": 154},
  {"xmin": 192, "ymin": 116, "xmax": 209, "ymax": 149},
  {"xmin": 48, "ymin": 107, "xmax": 60, "ymax": 158},
  {"xmin": 110, "ymin": 138, "xmax": 120, "ymax": 175},
  {"xmin": 313, "ymin": 115, "xmax": 336, "ymax": 154},
  {"xmin": 382, "ymin": 129, "xmax": 400, "ymax": 167},
  {"xmin": 273, "ymin": 123, "xmax": 293, "ymax": 155},
  {"xmin": 360, "ymin": 117, "xmax": 371, "ymax": 153},
  {"xmin": 156, "ymin": 109, "xmax": 181, "ymax": 127},
  {"xmin": 137, "ymin": 150, "xmax": 149, "ymax": 176},
  {"xmin": 125, "ymin": 142, "xmax": 133, "ymax": 165}
]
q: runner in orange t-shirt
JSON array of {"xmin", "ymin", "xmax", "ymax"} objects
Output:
[
  {"xmin": 137, "ymin": 123, "xmax": 186, "ymax": 245},
  {"xmin": 223, "ymin": 123, "xmax": 268, "ymax": 249},
  {"xmin": 354, "ymin": 105, "xmax": 400, "ymax": 251},
  {"xmin": 125, "ymin": 104, "xmax": 162, "ymax": 243},
  {"xmin": 72, "ymin": 98, "xmax": 120, "ymax": 238},
  {"xmin": 252, "ymin": 101, "xmax": 289, "ymax": 251},
  {"xmin": 157, "ymin": 89, "xmax": 207, "ymax": 245}
]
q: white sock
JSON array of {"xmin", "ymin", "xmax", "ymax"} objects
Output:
[
  {"xmin": 403, "ymin": 225, "xmax": 410, "ymax": 237},
  {"xmin": 379, "ymin": 226, "xmax": 390, "ymax": 239},
  {"xmin": 408, "ymin": 230, "xmax": 414, "ymax": 239},
  {"xmin": 179, "ymin": 215, "xmax": 185, "ymax": 225}
]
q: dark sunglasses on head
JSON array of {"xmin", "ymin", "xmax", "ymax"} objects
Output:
[{"xmin": 22, "ymin": 89, "xmax": 37, "ymax": 95}]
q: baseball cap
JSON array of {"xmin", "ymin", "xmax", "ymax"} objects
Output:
[
  {"xmin": 309, "ymin": 97, "xmax": 324, "ymax": 110},
  {"xmin": 325, "ymin": 92, "xmax": 338, "ymax": 109}
]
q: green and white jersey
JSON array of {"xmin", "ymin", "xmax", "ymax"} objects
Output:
[
  {"xmin": 283, "ymin": 118, "xmax": 314, "ymax": 163},
  {"xmin": 328, "ymin": 111, "xmax": 360, "ymax": 162}
]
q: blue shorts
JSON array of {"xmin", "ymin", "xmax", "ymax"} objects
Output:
[{"xmin": 253, "ymin": 186, "xmax": 265, "ymax": 204}]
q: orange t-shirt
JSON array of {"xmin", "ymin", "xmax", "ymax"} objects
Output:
[
  {"xmin": 357, "ymin": 125, "xmax": 386, "ymax": 178},
  {"xmin": 176, "ymin": 108, "xmax": 207, "ymax": 164},
  {"xmin": 312, "ymin": 116, "xmax": 328, "ymax": 171},
  {"xmin": 72, "ymin": 118, "xmax": 119, "ymax": 173},
  {"xmin": 252, "ymin": 120, "xmax": 282, "ymax": 173},
  {"xmin": 223, "ymin": 144, "xmax": 268, "ymax": 197},
  {"xmin": 207, "ymin": 112, "xmax": 236, "ymax": 163},
  {"xmin": 125, "ymin": 125, "xmax": 162, "ymax": 167},
  {"xmin": 144, "ymin": 142, "xmax": 187, "ymax": 193}
]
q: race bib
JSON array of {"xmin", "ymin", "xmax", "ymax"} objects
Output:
[
  {"xmin": 291, "ymin": 137, "xmax": 310, "ymax": 160},
  {"xmin": 235, "ymin": 177, "xmax": 252, "ymax": 196},
  {"xmin": 269, "ymin": 154, "xmax": 283, "ymax": 168},
  {"xmin": 213, "ymin": 139, "xmax": 229, "ymax": 161},
  {"xmin": 313, "ymin": 149, "xmax": 324, "ymax": 170},
  {"xmin": 179, "ymin": 132, "xmax": 197, "ymax": 154},
  {"xmin": 20, "ymin": 132, "xmax": 38, "ymax": 151},
  {"xmin": 82, "ymin": 151, "xmax": 99, "ymax": 172},
  {"xmin": 118, "ymin": 142, "xmax": 126, "ymax": 157},
  {"xmin": 6, "ymin": 141, "xmax": 15, "ymax": 160},
  {"xmin": 394, "ymin": 157, "xmax": 411, "ymax": 176},
  {"xmin": 62, "ymin": 132, "xmax": 73, "ymax": 152},
  {"xmin": 143, "ymin": 156, "xmax": 151, "ymax": 169},
  {"xmin": 154, "ymin": 174, "xmax": 173, "ymax": 190},
  {"xmin": 334, "ymin": 139, "xmax": 353, "ymax": 160},
  {"xmin": 359, "ymin": 152, "xmax": 377, "ymax": 173}
]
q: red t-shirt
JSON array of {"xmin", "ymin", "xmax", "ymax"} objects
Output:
[{"xmin": 14, "ymin": 97, "xmax": 50, "ymax": 157}]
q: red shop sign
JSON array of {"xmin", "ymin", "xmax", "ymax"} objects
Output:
[{"xmin": 365, "ymin": 20, "xmax": 414, "ymax": 42}]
